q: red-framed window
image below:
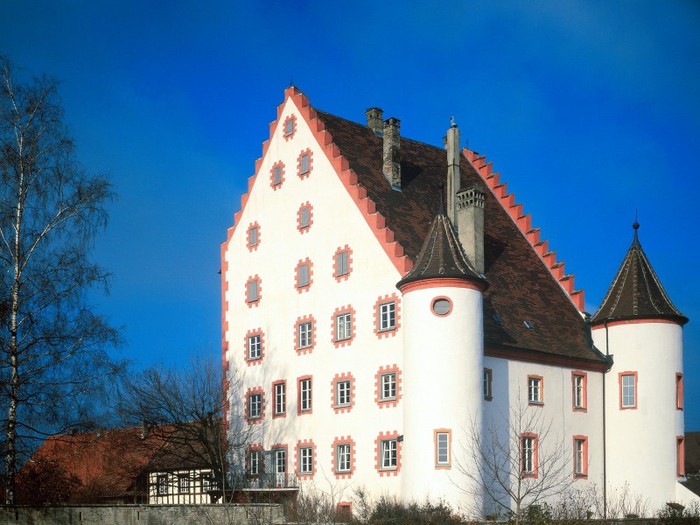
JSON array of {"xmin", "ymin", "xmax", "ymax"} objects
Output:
[
  {"xmin": 333, "ymin": 245, "xmax": 353, "ymax": 282},
  {"xmin": 297, "ymin": 148, "xmax": 313, "ymax": 179},
  {"xmin": 297, "ymin": 202, "xmax": 313, "ymax": 233},
  {"xmin": 331, "ymin": 436, "xmax": 356, "ymax": 479},
  {"xmin": 573, "ymin": 435, "xmax": 588, "ymax": 479},
  {"xmin": 572, "ymin": 371, "xmax": 587, "ymax": 411},
  {"xmin": 521, "ymin": 433, "xmax": 539, "ymax": 478},
  {"xmin": 331, "ymin": 372, "xmax": 355, "ymax": 414},
  {"xmin": 282, "ymin": 114, "xmax": 297, "ymax": 140},
  {"xmin": 375, "ymin": 431, "xmax": 402, "ymax": 476},
  {"xmin": 270, "ymin": 161, "xmax": 285, "ymax": 189}
]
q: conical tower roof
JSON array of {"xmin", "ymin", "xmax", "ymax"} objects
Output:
[
  {"xmin": 397, "ymin": 212, "xmax": 486, "ymax": 290},
  {"xmin": 590, "ymin": 223, "xmax": 687, "ymax": 326}
]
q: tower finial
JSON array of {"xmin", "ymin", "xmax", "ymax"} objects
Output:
[{"xmin": 633, "ymin": 209, "xmax": 640, "ymax": 243}]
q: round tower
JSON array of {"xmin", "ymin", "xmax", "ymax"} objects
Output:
[
  {"xmin": 397, "ymin": 211, "xmax": 487, "ymax": 514},
  {"xmin": 591, "ymin": 223, "xmax": 688, "ymax": 510}
]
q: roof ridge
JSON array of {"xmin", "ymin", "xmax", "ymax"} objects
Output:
[{"xmin": 463, "ymin": 148, "xmax": 585, "ymax": 312}]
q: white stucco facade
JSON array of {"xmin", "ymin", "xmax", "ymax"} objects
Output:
[{"xmin": 222, "ymin": 88, "xmax": 696, "ymax": 517}]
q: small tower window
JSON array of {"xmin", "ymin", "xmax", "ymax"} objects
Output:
[{"xmin": 431, "ymin": 297, "xmax": 452, "ymax": 316}]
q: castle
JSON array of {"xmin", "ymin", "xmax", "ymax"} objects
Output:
[{"xmin": 220, "ymin": 87, "xmax": 697, "ymax": 516}]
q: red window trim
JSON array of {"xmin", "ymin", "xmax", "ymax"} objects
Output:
[
  {"xmin": 375, "ymin": 430, "xmax": 402, "ymax": 476},
  {"xmin": 294, "ymin": 257, "xmax": 314, "ymax": 293},
  {"xmin": 333, "ymin": 245, "xmax": 353, "ymax": 282},
  {"xmin": 527, "ymin": 374, "xmax": 544, "ymax": 406},
  {"xmin": 246, "ymin": 222, "xmax": 260, "ymax": 252},
  {"xmin": 297, "ymin": 148, "xmax": 313, "ymax": 179},
  {"xmin": 375, "ymin": 365, "xmax": 402, "ymax": 408},
  {"xmin": 294, "ymin": 314, "xmax": 316, "ymax": 355},
  {"xmin": 676, "ymin": 372, "xmax": 684, "ymax": 410},
  {"xmin": 373, "ymin": 294, "xmax": 401, "ymax": 338},
  {"xmin": 296, "ymin": 202, "xmax": 314, "ymax": 234},
  {"xmin": 572, "ymin": 435, "xmax": 588, "ymax": 479},
  {"xmin": 331, "ymin": 305, "xmax": 356, "ymax": 348},
  {"xmin": 246, "ymin": 444, "xmax": 264, "ymax": 478},
  {"xmin": 282, "ymin": 114, "xmax": 297, "ymax": 140},
  {"xmin": 297, "ymin": 375, "xmax": 313, "ymax": 415},
  {"xmin": 571, "ymin": 371, "xmax": 588, "ymax": 412},
  {"xmin": 677, "ymin": 436, "xmax": 685, "ymax": 477},
  {"xmin": 245, "ymin": 387, "xmax": 265, "ymax": 422},
  {"xmin": 521, "ymin": 432, "xmax": 539, "ymax": 479},
  {"xmin": 618, "ymin": 371, "xmax": 638, "ymax": 410},
  {"xmin": 245, "ymin": 275, "xmax": 261, "ymax": 307},
  {"xmin": 331, "ymin": 372, "xmax": 355, "ymax": 414},
  {"xmin": 272, "ymin": 380, "xmax": 286, "ymax": 419},
  {"xmin": 295, "ymin": 439, "xmax": 316, "ymax": 479},
  {"xmin": 331, "ymin": 436, "xmax": 356, "ymax": 479},
  {"xmin": 270, "ymin": 161, "xmax": 286, "ymax": 189},
  {"xmin": 243, "ymin": 328, "xmax": 265, "ymax": 366}
]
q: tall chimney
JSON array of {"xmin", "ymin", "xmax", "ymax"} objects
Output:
[
  {"xmin": 383, "ymin": 117, "xmax": 401, "ymax": 190},
  {"xmin": 456, "ymin": 184, "xmax": 486, "ymax": 274},
  {"xmin": 366, "ymin": 107, "xmax": 384, "ymax": 136},
  {"xmin": 446, "ymin": 119, "xmax": 461, "ymax": 224}
]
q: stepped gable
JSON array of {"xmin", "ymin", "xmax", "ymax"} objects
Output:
[
  {"xmin": 396, "ymin": 212, "xmax": 486, "ymax": 289},
  {"xmin": 590, "ymin": 223, "xmax": 688, "ymax": 326},
  {"xmin": 316, "ymin": 109, "xmax": 603, "ymax": 364}
]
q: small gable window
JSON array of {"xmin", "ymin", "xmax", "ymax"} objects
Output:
[
  {"xmin": 297, "ymin": 149, "xmax": 313, "ymax": 179},
  {"xmin": 247, "ymin": 222, "xmax": 260, "ymax": 251},
  {"xmin": 270, "ymin": 161, "xmax": 285, "ymax": 189},
  {"xmin": 246, "ymin": 276, "xmax": 261, "ymax": 305},
  {"xmin": 297, "ymin": 202, "xmax": 314, "ymax": 233},
  {"xmin": 283, "ymin": 114, "xmax": 297, "ymax": 139}
]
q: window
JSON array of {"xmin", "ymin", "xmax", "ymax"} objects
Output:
[
  {"xmin": 300, "ymin": 153, "xmax": 309, "ymax": 174},
  {"xmin": 573, "ymin": 436, "xmax": 588, "ymax": 478},
  {"xmin": 297, "ymin": 149, "xmax": 313, "ymax": 178},
  {"xmin": 298, "ymin": 321, "xmax": 312, "ymax": 349},
  {"xmin": 178, "ymin": 474, "xmax": 190, "ymax": 494},
  {"xmin": 283, "ymin": 115, "xmax": 296, "ymax": 138},
  {"xmin": 572, "ymin": 372, "xmax": 587, "ymax": 410},
  {"xmin": 274, "ymin": 448, "xmax": 286, "ymax": 474},
  {"xmin": 336, "ymin": 380, "xmax": 351, "ymax": 407},
  {"xmin": 248, "ymin": 334, "xmax": 261, "ymax": 360},
  {"xmin": 201, "ymin": 471, "xmax": 214, "ymax": 492},
  {"xmin": 246, "ymin": 276, "xmax": 260, "ymax": 304},
  {"xmin": 247, "ymin": 223, "xmax": 260, "ymax": 249},
  {"xmin": 248, "ymin": 393, "xmax": 262, "ymax": 419},
  {"xmin": 274, "ymin": 381, "xmax": 286, "ymax": 417},
  {"xmin": 381, "ymin": 373, "xmax": 396, "ymax": 401},
  {"xmin": 299, "ymin": 447, "xmax": 313, "ymax": 475},
  {"xmin": 299, "ymin": 377, "xmax": 312, "ymax": 413},
  {"xmin": 270, "ymin": 162, "xmax": 284, "ymax": 187},
  {"xmin": 156, "ymin": 474, "xmax": 168, "ymax": 495},
  {"xmin": 678, "ymin": 436, "xmax": 685, "ymax": 477},
  {"xmin": 483, "ymin": 368, "xmax": 493, "ymax": 400},
  {"xmin": 295, "ymin": 258, "xmax": 312, "ymax": 291},
  {"xmin": 336, "ymin": 251, "xmax": 349, "ymax": 277},
  {"xmin": 677, "ymin": 373, "xmax": 684, "ymax": 410},
  {"xmin": 300, "ymin": 206, "xmax": 311, "ymax": 229},
  {"xmin": 381, "ymin": 439, "xmax": 397, "ymax": 470},
  {"xmin": 249, "ymin": 449, "xmax": 261, "ymax": 476},
  {"xmin": 379, "ymin": 301, "xmax": 396, "ymax": 331},
  {"xmin": 620, "ymin": 372, "xmax": 637, "ymax": 409},
  {"xmin": 521, "ymin": 434, "xmax": 538, "ymax": 477},
  {"xmin": 335, "ymin": 312, "xmax": 352, "ymax": 341},
  {"xmin": 431, "ymin": 297, "xmax": 452, "ymax": 316},
  {"xmin": 435, "ymin": 430, "xmax": 451, "ymax": 467},
  {"xmin": 336, "ymin": 444, "xmax": 351, "ymax": 472},
  {"xmin": 528, "ymin": 375, "xmax": 543, "ymax": 405}
]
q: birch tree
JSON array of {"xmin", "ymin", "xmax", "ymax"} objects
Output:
[{"xmin": 0, "ymin": 56, "xmax": 119, "ymax": 504}]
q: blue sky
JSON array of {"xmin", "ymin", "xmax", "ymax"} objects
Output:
[{"xmin": 2, "ymin": 1, "xmax": 699, "ymax": 428}]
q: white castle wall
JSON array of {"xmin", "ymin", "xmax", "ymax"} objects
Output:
[{"xmin": 592, "ymin": 321, "xmax": 685, "ymax": 510}]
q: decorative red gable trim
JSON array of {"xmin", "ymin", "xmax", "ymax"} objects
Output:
[{"xmin": 463, "ymin": 148, "xmax": 585, "ymax": 312}]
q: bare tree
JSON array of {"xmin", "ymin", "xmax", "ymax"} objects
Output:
[
  {"xmin": 118, "ymin": 356, "xmax": 254, "ymax": 501},
  {"xmin": 457, "ymin": 397, "xmax": 573, "ymax": 524},
  {"xmin": 0, "ymin": 56, "xmax": 120, "ymax": 504}
]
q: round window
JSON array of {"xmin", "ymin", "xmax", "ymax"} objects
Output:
[{"xmin": 432, "ymin": 298, "xmax": 452, "ymax": 316}]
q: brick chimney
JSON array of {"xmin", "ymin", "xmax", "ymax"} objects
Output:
[
  {"xmin": 456, "ymin": 184, "xmax": 486, "ymax": 274},
  {"xmin": 446, "ymin": 119, "xmax": 460, "ymax": 224},
  {"xmin": 383, "ymin": 117, "xmax": 401, "ymax": 190},
  {"xmin": 366, "ymin": 107, "xmax": 384, "ymax": 136}
]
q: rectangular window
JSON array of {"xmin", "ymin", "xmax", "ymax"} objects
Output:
[
  {"xmin": 298, "ymin": 321, "xmax": 312, "ymax": 349},
  {"xmin": 249, "ymin": 450, "xmax": 261, "ymax": 476},
  {"xmin": 678, "ymin": 436, "xmax": 685, "ymax": 477},
  {"xmin": 202, "ymin": 472, "xmax": 212, "ymax": 492},
  {"xmin": 300, "ymin": 207, "xmax": 310, "ymax": 228},
  {"xmin": 247, "ymin": 280, "xmax": 259, "ymax": 303},
  {"xmin": 248, "ymin": 393, "xmax": 262, "ymax": 419},
  {"xmin": 336, "ymin": 380, "xmax": 351, "ymax": 407},
  {"xmin": 298, "ymin": 264, "xmax": 310, "ymax": 288},
  {"xmin": 300, "ymin": 378, "xmax": 312, "ymax": 412},
  {"xmin": 677, "ymin": 373, "xmax": 684, "ymax": 410},
  {"xmin": 300, "ymin": 447, "xmax": 313, "ymax": 474},
  {"xmin": 248, "ymin": 334, "xmax": 261, "ymax": 360},
  {"xmin": 284, "ymin": 118, "xmax": 294, "ymax": 136},
  {"xmin": 521, "ymin": 435, "xmax": 537, "ymax": 476},
  {"xmin": 336, "ymin": 444, "xmax": 351, "ymax": 472},
  {"xmin": 178, "ymin": 474, "xmax": 190, "ymax": 494},
  {"xmin": 336, "ymin": 251, "xmax": 349, "ymax": 276},
  {"xmin": 156, "ymin": 474, "xmax": 168, "ymax": 495},
  {"xmin": 620, "ymin": 372, "xmax": 637, "ymax": 409},
  {"xmin": 435, "ymin": 431, "xmax": 451, "ymax": 467},
  {"xmin": 274, "ymin": 382, "xmax": 286, "ymax": 416},
  {"xmin": 483, "ymin": 368, "xmax": 493, "ymax": 400},
  {"xmin": 572, "ymin": 372, "xmax": 587, "ymax": 410},
  {"xmin": 249, "ymin": 226, "xmax": 258, "ymax": 246},
  {"xmin": 273, "ymin": 165, "xmax": 282, "ymax": 185},
  {"xmin": 381, "ymin": 373, "xmax": 397, "ymax": 400},
  {"xmin": 381, "ymin": 439, "xmax": 397, "ymax": 469},
  {"xmin": 528, "ymin": 375, "xmax": 543, "ymax": 404},
  {"xmin": 335, "ymin": 312, "xmax": 352, "ymax": 341},
  {"xmin": 379, "ymin": 302, "xmax": 396, "ymax": 331},
  {"xmin": 573, "ymin": 436, "xmax": 588, "ymax": 478},
  {"xmin": 300, "ymin": 154, "xmax": 310, "ymax": 174},
  {"xmin": 275, "ymin": 449, "xmax": 286, "ymax": 474}
]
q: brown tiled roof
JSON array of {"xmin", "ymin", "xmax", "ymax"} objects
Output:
[
  {"xmin": 315, "ymin": 109, "xmax": 604, "ymax": 364},
  {"xmin": 590, "ymin": 224, "xmax": 687, "ymax": 326},
  {"xmin": 397, "ymin": 212, "xmax": 485, "ymax": 289}
]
